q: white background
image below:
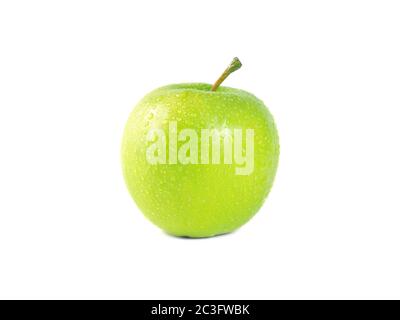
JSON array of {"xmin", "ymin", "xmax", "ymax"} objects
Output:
[{"xmin": 0, "ymin": 0, "xmax": 400, "ymax": 299}]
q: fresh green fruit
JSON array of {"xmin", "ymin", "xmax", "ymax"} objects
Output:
[{"xmin": 122, "ymin": 58, "xmax": 279, "ymax": 237}]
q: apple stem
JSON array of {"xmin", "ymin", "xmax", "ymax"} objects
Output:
[{"xmin": 211, "ymin": 57, "xmax": 242, "ymax": 91}]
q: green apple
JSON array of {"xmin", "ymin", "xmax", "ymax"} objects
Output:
[{"xmin": 122, "ymin": 58, "xmax": 279, "ymax": 237}]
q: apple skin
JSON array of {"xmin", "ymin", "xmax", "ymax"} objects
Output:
[{"xmin": 122, "ymin": 83, "xmax": 279, "ymax": 237}]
